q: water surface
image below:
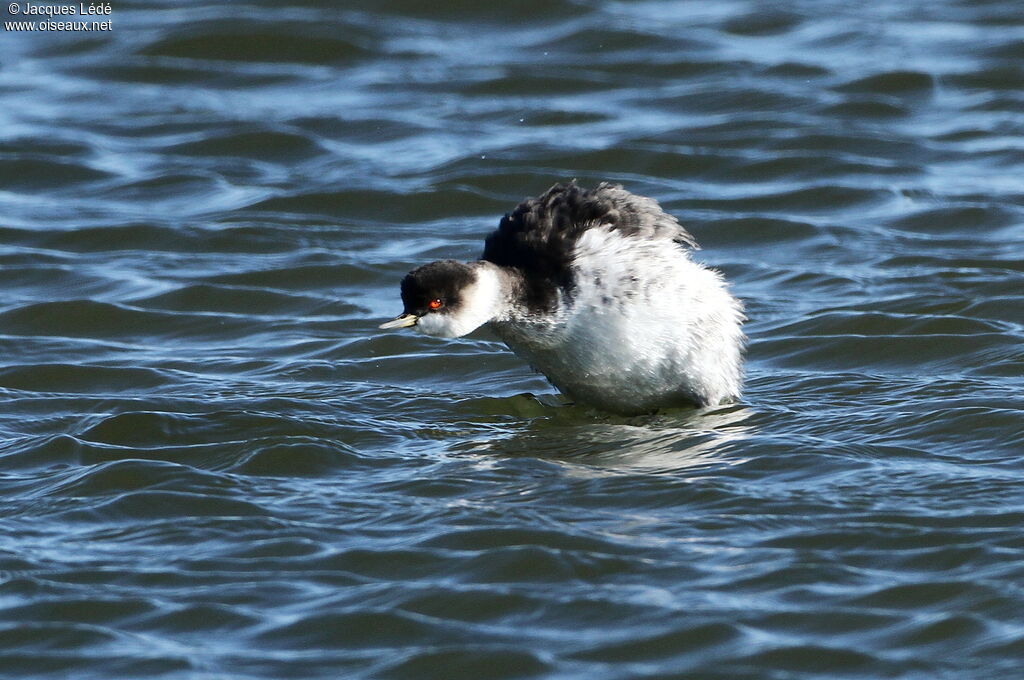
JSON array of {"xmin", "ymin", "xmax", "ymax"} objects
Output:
[{"xmin": 1, "ymin": 1, "xmax": 1023, "ymax": 678}]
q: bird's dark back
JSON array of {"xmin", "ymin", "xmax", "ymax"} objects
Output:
[{"xmin": 482, "ymin": 182, "xmax": 696, "ymax": 312}]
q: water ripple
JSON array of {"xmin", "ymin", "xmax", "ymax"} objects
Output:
[{"xmin": 1, "ymin": 0, "xmax": 1023, "ymax": 678}]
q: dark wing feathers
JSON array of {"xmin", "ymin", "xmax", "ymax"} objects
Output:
[
  {"xmin": 481, "ymin": 182, "xmax": 696, "ymax": 310},
  {"xmin": 592, "ymin": 183, "xmax": 699, "ymax": 249}
]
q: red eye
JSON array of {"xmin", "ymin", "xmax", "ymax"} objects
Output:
[{"xmin": 428, "ymin": 299, "xmax": 443, "ymax": 310}]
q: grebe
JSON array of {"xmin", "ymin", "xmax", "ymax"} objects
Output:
[{"xmin": 380, "ymin": 182, "xmax": 745, "ymax": 415}]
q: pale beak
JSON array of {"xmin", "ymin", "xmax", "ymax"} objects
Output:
[{"xmin": 379, "ymin": 313, "xmax": 418, "ymax": 330}]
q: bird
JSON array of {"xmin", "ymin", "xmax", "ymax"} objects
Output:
[{"xmin": 379, "ymin": 182, "xmax": 745, "ymax": 415}]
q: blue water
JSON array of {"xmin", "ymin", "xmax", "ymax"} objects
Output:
[{"xmin": 1, "ymin": 1, "xmax": 1023, "ymax": 678}]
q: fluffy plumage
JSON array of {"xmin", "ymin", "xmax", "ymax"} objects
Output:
[
  {"xmin": 381, "ymin": 182, "xmax": 745, "ymax": 415},
  {"xmin": 483, "ymin": 182, "xmax": 698, "ymax": 313}
]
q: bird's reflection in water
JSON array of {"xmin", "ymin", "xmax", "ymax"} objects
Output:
[{"xmin": 452, "ymin": 397, "xmax": 757, "ymax": 474}]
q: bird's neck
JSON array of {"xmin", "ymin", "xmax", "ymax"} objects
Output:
[{"xmin": 469, "ymin": 261, "xmax": 526, "ymax": 323}]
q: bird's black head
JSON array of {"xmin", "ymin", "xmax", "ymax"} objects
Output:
[
  {"xmin": 381, "ymin": 259, "xmax": 502, "ymax": 338},
  {"xmin": 400, "ymin": 260, "xmax": 475, "ymax": 316}
]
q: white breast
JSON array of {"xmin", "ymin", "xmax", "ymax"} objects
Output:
[{"xmin": 490, "ymin": 227, "xmax": 744, "ymax": 414}]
